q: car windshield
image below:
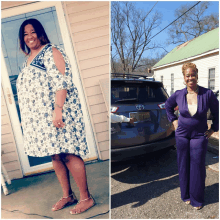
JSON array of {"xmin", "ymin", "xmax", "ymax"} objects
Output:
[{"xmin": 111, "ymin": 81, "xmax": 168, "ymax": 104}]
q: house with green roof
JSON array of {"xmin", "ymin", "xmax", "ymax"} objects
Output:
[{"xmin": 152, "ymin": 28, "xmax": 219, "ymax": 95}]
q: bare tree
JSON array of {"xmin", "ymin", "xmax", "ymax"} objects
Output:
[
  {"xmin": 167, "ymin": 1, "xmax": 219, "ymax": 45},
  {"xmin": 111, "ymin": 51, "xmax": 167, "ymax": 76},
  {"xmin": 111, "ymin": 2, "xmax": 162, "ymax": 73},
  {"xmin": 135, "ymin": 51, "xmax": 167, "ymax": 72}
]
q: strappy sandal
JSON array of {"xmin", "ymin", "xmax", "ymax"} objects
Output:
[
  {"xmin": 185, "ymin": 200, "xmax": 191, "ymax": 205},
  {"xmin": 52, "ymin": 193, "xmax": 77, "ymax": 211},
  {"xmin": 194, "ymin": 206, "xmax": 202, "ymax": 210},
  {"xmin": 70, "ymin": 195, "xmax": 96, "ymax": 215}
]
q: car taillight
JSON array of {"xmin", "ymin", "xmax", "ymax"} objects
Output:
[
  {"xmin": 111, "ymin": 107, "xmax": 119, "ymax": 113},
  {"xmin": 158, "ymin": 102, "xmax": 165, "ymax": 109}
]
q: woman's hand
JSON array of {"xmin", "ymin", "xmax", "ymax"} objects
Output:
[
  {"xmin": 52, "ymin": 108, "xmax": 65, "ymax": 128},
  {"xmin": 204, "ymin": 129, "xmax": 214, "ymax": 139},
  {"xmin": 172, "ymin": 120, "xmax": 178, "ymax": 131}
]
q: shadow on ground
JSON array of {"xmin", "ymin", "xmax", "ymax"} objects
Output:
[
  {"xmin": 111, "ymin": 148, "xmax": 219, "ymax": 210},
  {"xmin": 111, "ymin": 148, "xmax": 178, "ymax": 184}
]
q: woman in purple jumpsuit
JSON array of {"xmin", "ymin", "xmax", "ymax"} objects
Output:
[{"xmin": 165, "ymin": 63, "xmax": 219, "ymax": 210}]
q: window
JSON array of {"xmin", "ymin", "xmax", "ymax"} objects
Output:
[
  {"xmin": 171, "ymin": 73, "xmax": 174, "ymax": 95},
  {"xmin": 161, "ymin": 75, "xmax": 163, "ymax": 83},
  {"xmin": 208, "ymin": 68, "xmax": 215, "ymax": 90},
  {"xmin": 2, "ymin": 7, "xmax": 64, "ymax": 77},
  {"xmin": 111, "ymin": 82, "xmax": 168, "ymax": 104}
]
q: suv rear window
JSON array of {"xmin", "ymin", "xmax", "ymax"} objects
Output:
[{"xmin": 111, "ymin": 81, "xmax": 168, "ymax": 104}]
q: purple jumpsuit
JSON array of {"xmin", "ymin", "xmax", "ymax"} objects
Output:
[{"xmin": 165, "ymin": 86, "xmax": 219, "ymax": 207}]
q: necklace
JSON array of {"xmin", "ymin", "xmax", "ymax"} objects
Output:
[{"xmin": 187, "ymin": 86, "xmax": 199, "ymax": 94}]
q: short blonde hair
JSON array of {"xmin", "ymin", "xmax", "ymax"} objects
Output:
[{"xmin": 182, "ymin": 62, "xmax": 198, "ymax": 75}]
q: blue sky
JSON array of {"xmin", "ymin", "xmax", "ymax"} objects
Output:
[{"xmin": 128, "ymin": 1, "xmax": 219, "ymax": 58}]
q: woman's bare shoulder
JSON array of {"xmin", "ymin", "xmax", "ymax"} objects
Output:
[
  {"xmin": 52, "ymin": 47, "xmax": 65, "ymax": 75},
  {"xmin": 52, "ymin": 47, "xmax": 63, "ymax": 58}
]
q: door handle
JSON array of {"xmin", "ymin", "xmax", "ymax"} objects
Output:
[{"xmin": 6, "ymin": 88, "xmax": 12, "ymax": 104}]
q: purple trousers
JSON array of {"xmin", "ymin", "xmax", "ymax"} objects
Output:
[{"xmin": 175, "ymin": 125, "xmax": 208, "ymax": 207}]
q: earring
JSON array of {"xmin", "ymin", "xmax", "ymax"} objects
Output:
[{"xmin": 183, "ymin": 81, "xmax": 186, "ymax": 85}]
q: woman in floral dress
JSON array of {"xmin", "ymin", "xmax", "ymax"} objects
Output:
[{"xmin": 17, "ymin": 18, "xmax": 95, "ymax": 214}]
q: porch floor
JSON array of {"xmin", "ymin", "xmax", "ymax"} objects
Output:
[{"xmin": 1, "ymin": 160, "xmax": 109, "ymax": 219}]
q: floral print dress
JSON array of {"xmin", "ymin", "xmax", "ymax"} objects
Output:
[{"xmin": 16, "ymin": 43, "xmax": 89, "ymax": 158}]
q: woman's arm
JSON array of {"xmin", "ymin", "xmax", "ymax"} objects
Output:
[
  {"xmin": 52, "ymin": 48, "xmax": 67, "ymax": 128},
  {"xmin": 165, "ymin": 93, "xmax": 178, "ymax": 122},
  {"xmin": 165, "ymin": 92, "xmax": 178, "ymax": 130},
  {"xmin": 204, "ymin": 90, "xmax": 219, "ymax": 139},
  {"xmin": 209, "ymin": 90, "xmax": 219, "ymax": 132}
]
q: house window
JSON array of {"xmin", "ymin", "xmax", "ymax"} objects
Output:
[
  {"xmin": 161, "ymin": 75, "xmax": 163, "ymax": 83},
  {"xmin": 171, "ymin": 73, "xmax": 174, "ymax": 95},
  {"xmin": 208, "ymin": 68, "xmax": 215, "ymax": 90}
]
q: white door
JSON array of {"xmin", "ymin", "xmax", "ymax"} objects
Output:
[{"xmin": 1, "ymin": 2, "xmax": 98, "ymax": 175}]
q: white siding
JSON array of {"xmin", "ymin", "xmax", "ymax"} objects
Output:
[
  {"xmin": 63, "ymin": 1, "xmax": 110, "ymax": 160},
  {"xmin": 154, "ymin": 53, "xmax": 219, "ymax": 96},
  {"xmin": 1, "ymin": 86, "xmax": 23, "ymax": 180},
  {"xmin": 1, "ymin": 1, "xmax": 34, "ymax": 9}
]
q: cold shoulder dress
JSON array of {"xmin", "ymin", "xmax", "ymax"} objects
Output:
[{"xmin": 16, "ymin": 43, "xmax": 89, "ymax": 158}]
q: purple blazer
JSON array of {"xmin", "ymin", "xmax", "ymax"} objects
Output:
[{"xmin": 165, "ymin": 86, "xmax": 219, "ymax": 133}]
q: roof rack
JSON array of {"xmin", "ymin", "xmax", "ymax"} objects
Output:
[{"xmin": 111, "ymin": 73, "xmax": 155, "ymax": 81}]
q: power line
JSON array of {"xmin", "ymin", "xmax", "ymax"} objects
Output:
[
  {"xmin": 148, "ymin": 1, "xmax": 201, "ymax": 43},
  {"xmin": 145, "ymin": 1, "xmax": 158, "ymax": 18}
]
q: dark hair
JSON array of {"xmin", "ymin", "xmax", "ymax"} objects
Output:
[{"xmin": 19, "ymin": 18, "xmax": 50, "ymax": 55}]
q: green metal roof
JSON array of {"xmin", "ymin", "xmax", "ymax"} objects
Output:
[{"xmin": 153, "ymin": 27, "xmax": 219, "ymax": 68}]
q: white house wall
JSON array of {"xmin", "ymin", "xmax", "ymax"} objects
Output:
[{"xmin": 154, "ymin": 53, "xmax": 219, "ymax": 96}]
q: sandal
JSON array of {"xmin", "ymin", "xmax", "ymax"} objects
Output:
[
  {"xmin": 185, "ymin": 200, "xmax": 191, "ymax": 205},
  {"xmin": 52, "ymin": 193, "xmax": 77, "ymax": 211},
  {"xmin": 70, "ymin": 195, "xmax": 96, "ymax": 215},
  {"xmin": 194, "ymin": 206, "xmax": 202, "ymax": 210}
]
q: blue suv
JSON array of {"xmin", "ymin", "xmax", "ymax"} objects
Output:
[{"xmin": 111, "ymin": 73, "xmax": 176, "ymax": 161}]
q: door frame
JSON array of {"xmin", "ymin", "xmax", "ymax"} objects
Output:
[{"xmin": 1, "ymin": 1, "xmax": 98, "ymax": 175}]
